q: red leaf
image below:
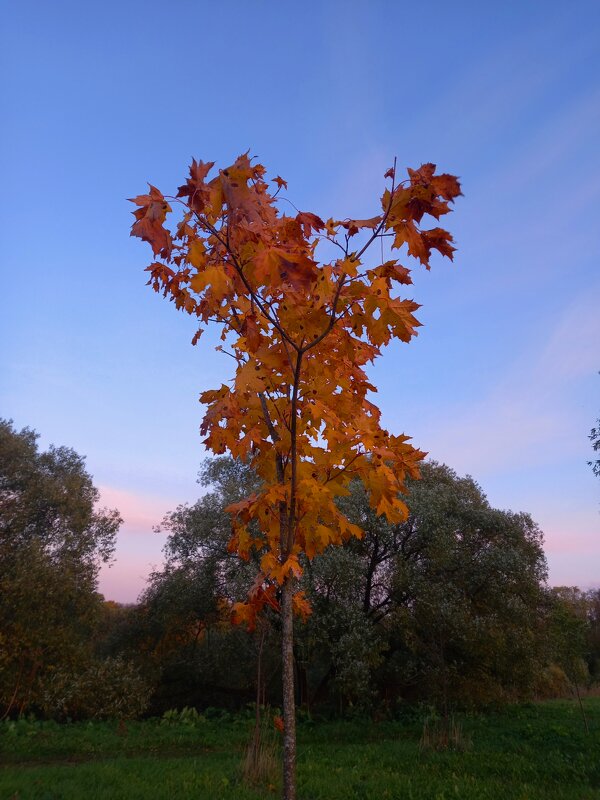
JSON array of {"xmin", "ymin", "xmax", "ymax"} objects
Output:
[
  {"xmin": 296, "ymin": 211, "xmax": 325, "ymax": 237},
  {"xmin": 242, "ymin": 315, "xmax": 261, "ymax": 351}
]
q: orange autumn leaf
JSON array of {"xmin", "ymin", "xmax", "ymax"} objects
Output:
[{"xmin": 292, "ymin": 591, "xmax": 311, "ymax": 621}]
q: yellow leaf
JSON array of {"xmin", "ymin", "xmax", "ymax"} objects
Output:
[
  {"xmin": 188, "ymin": 238, "xmax": 206, "ymax": 268},
  {"xmin": 190, "ymin": 266, "xmax": 229, "ymax": 296}
]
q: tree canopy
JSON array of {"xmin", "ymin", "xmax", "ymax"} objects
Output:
[{"xmin": 0, "ymin": 419, "xmax": 122, "ymax": 717}]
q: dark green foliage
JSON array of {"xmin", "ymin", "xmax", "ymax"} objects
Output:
[
  {"xmin": 587, "ymin": 589, "xmax": 600, "ymax": 680},
  {"xmin": 132, "ymin": 458, "xmax": 557, "ymax": 714},
  {"xmin": 0, "ymin": 420, "xmax": 148, "ymax": 720},
  {"xmin": 0, "ymin": 419, "xmax": 118, "ymax": 562},
  {"xmin": 298, "ymin": 462, "xmax": 551, "ymax": 711},
  {"xmin": 4, "ymin": 429, "xmax": 598, "ymax": 722},
  {"xmin": 0, "ymin": 539, "xmax": 103, "ymax": 717},
  {"xmin": 41, "ymin": 656, "xmax": 152, "ymax": 720}
]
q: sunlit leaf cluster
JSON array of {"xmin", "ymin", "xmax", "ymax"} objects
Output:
[{"xmin": 130, "ymin": 154, "xmax": 461, "ymax": 626}]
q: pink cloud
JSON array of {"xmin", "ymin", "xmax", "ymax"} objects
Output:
[
  {"xmin": 539, "ymin": 506, "xmax": 600, "ymax": 558},
  {"xmin": 97, "ymin": 485, "xmax": 179, "ymax": 534},
  {"xmin": 98, "ymin": 550, "xmax": 165, "ymax": 604},
  {"xmin": 95, "ymin": 485, "xmax": 179, "ymax": 602},
  {"xmin": 547, "ymin": 551, "xmax": 600, "ymax": 590},
  {"xmin": 544, "ymin": 531, "xmax": 600, "ymax": 556}
]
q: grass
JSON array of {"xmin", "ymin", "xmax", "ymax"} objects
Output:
[{"xmin": 1, "ymin": 698, "xmax": 599, "ymax": 799}]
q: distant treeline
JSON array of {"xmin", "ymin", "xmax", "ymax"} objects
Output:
[{"xmin": 1, "ymin": 418, "xmax": 599, "ymax": 720}]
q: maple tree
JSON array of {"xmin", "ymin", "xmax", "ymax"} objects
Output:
[{"xmin": 130, "ymin": 154, "xmax": 460, "ymax": 799}]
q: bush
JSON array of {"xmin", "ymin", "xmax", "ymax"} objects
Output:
[
  {"xmin": 535, "ymin": 664, "xmax": 571, "ymax": 699},
  {"xmin": 41, "ymin": 657, "xmax": 152, "ymax": 720}
]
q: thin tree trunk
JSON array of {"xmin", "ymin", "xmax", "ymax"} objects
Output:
[
  {"xmin": 248, "ymin": 623, "xmax": 266, "ymax": 764},
  {"xmin": 256, "ymin": 623, "xmax": 265, "ymax": 729},
  {"xmin": 280, "ymin": 349, "xmax": 302, "ymax": 800},
  {"xmin": 281, "ymin": 577, "xmax": 296, "ymax": 800},
  {"xmin": 1, "ymin": 671, "xmax": 22, "ymax": 720},
  {"xmin": 574, "ymin": 681, "xmax": 590, "ymax": 735}
]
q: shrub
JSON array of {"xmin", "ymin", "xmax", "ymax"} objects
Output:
[{"xmin": 41, "ymin": 657, "xmax": 151, "ymax": 720}]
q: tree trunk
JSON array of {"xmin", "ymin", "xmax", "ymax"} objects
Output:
[
  {"xmin": 574, "ymin": 681, "xmax": 590, "ymax": 735},
  {"xmin": 281, "ymin": 577, "xmax": 296, "ymax": 800}
]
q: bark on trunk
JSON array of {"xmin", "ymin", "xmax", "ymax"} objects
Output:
[{"xmin": 281, "ymin": 577, "xmax": 296, "ymax": 800}]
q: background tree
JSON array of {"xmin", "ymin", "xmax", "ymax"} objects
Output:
[
  {"xmin": 544, "ymin": 587, "xmax": 592, "ymax": 731},
  {"xmin": 301, "ymin": 461, "xmax": 548, "ymax": 711},
  {"xmin": 0, "ymin": 419, "xmax": 125, "ymax": 718},
  {"xmin": 108, "ymin": 459, "xmax": 276, "ymax": 714},
  {"xmin": 134, "ymin": 457, "xmax": 551, "ymax": 717},
  {"xmin": 589, "ymin": 417, "xmax": 600, "ymax": 479},
  {"xmin": 130, "ymin": 153, "xmax": 461, "ymax": 799},
  {"xmin": 585, "ymin": 588, "xmax": 600, "ymax": 681}
]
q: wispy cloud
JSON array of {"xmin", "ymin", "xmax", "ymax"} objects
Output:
[
  {"xmin": 96, "ymin": 485, "xmax": 177, "ymax": 602},
  {"xmin": 485, "ymin": 86, "xmax": 600, "ymax": 194},
  {"xmin": 98, "ymin": 486, "xmax": 177, "ymax": 603},
  {"xmin": 540, "ymin": 503, "xmax": 600, "ymax": 555},
  {"xmin": 99, "ymin": 550, "xmax": 165, "ymax": 604},
  {"xmin": 546, "ymin": 552, "xmax": 600, "ymax": 591},
  {"xmin": 536, "ymin": 296, "xmax": 600, "ymax": 381},
  {"xmin": 97, "ymin": 485, "xmax": 178, "ymax": 534},
  {"xmin": 420, "ymin": 289, "xmax": 600, "ymax": 476}
]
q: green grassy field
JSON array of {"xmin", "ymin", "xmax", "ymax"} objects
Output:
[{"xmin": 1, "ymin": 699, "xmax": 599, "ymax": 799}]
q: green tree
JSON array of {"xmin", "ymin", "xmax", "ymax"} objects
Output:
[
  {"xmin": 544, "ymin": 587, "xmax": 592, "ymax": 731},
  {"xmin": 0, "ymin": 419, "xmax": 121, "ymax": 717},
  {"xmin": 135, "ymin": 457, "xmax": 550, "ymax": 714},
  {"xmin": 303, "ymin": 461, "xmax": 548, "ymax": 711},
  {"xmin": 585, "ymin": 588, "xmax": 600, "ymax": 680},
  {"xmin": 545, "ymin": 587, "xmax": 590, "ymax": 684}
]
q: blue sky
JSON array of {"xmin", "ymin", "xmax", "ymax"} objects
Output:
[{"xmin": 2, "ymin": 0, "xmax": 599, "ymax": 601}]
